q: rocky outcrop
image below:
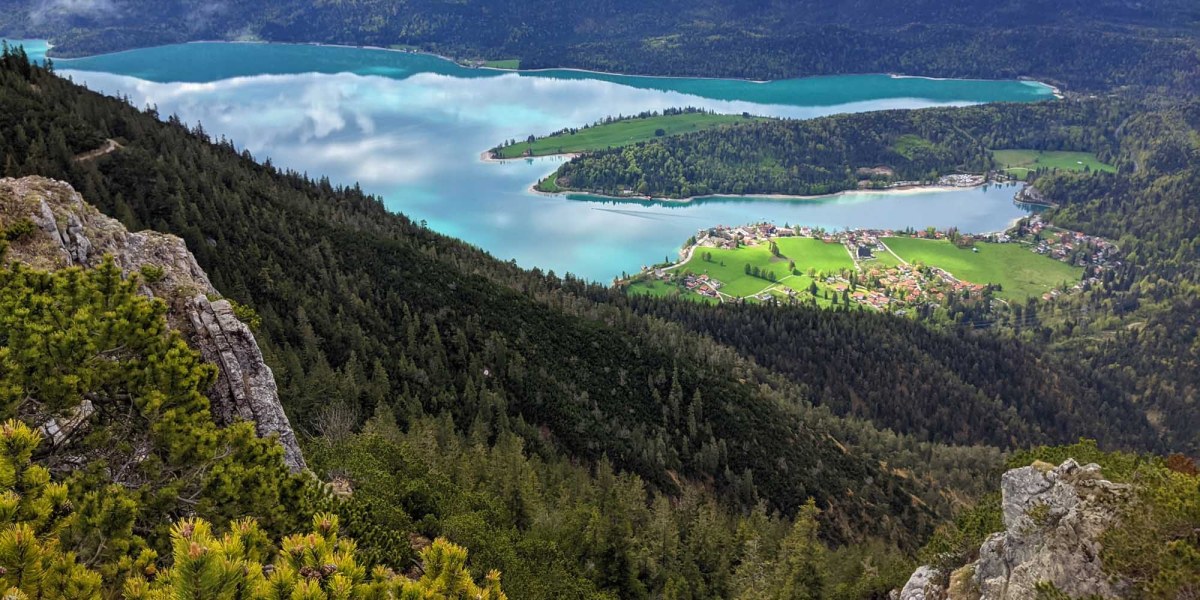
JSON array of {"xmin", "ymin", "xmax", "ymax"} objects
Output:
[
  {"xmin": 898, "ymin": 565, "xmax": 942, "ymax": 600},
  {"xmin": 187, "ymin": 295, "xmax": 306, "ymax": 471},
  {"xmin": 899, "ymin": 459, "xmax": 1128, "ymax": 600},
  {"xmin": 0, "ymin": 176, "xmax": 306, "ymax": 471}
]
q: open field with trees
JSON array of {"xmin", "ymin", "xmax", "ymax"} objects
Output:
[
  {"xmin": 992, "ymin": 149, "xmax": 1115, "ymax": 179},
  {"xmin": 493, "ymin": 110, "xmax": 765, "ymax": 158},
  {"xmin": 628, "ymin": 237, "xmax": 855, "ymax": 299},
  {"xmin": 883, "ymin": 237, "xmax": 1083, "ymax": 300}
]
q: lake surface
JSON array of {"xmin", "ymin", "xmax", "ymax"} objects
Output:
[{"xmin": 18, "ymin": 40, "xmax": 1051, "ymax": 281}]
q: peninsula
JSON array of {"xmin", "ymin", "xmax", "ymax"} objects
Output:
[{"xmin": 489, "ymin": 107, "xmax": 766, "ymax": 159}]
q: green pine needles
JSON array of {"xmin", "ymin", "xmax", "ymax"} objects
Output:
[{"xmin": 0, "ymin": 255, "xmax": 508, "ymax": 598}]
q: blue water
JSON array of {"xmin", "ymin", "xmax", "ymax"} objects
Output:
[{"xmin": 10, "ymin": 40, "xmax": 1050, "ymax": 282}]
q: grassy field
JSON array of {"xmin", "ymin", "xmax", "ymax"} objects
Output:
[
  {"xmin": 883, "ymin": 237, "xmax": 1083, "ymax": 300},
  {"xmin": 626, "ymin": 279, "xmax": 679, "ymax": 298},
  {"xmin": 891, "ymin": 134, "xmax": 936, "ymax": 159},
  {"xmin": 991, "ymin": 149, "xmax": 1115, "ymax": 180},
  {"xmin": 493, "ymin": 112, "xmax": 767, "ymax": 159},
  {"xmin": 675, "ymin": 238, "xmax": 854, "ymax": 297},
  {"xmin": 626, "ymin": 278, "xmax": 718, "ymax": 303},
  {"xmin": 484, "ymin": 59, "xmax": 520, "ymax": 69},
  {"xmin": 860, "ymin": 249, "xmax": 901, "ymax": 269},
  {"xmin": 774, "ymin": 238, "xmax": 855, "ymax": 272}
]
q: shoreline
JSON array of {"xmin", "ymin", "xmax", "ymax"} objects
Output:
[
  {"xmin": 480, "ymin": 150, "xmax": 581, "ymax": 163},
  {"xmin": 34, "ymin": 39, "xmax": 1057, "ymax": 96},
  {"xmin": 538, "ymin": 182, "xmax": 1011, "ymax": 203}
]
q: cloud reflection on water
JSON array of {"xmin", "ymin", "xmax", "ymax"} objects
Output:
[{"xmin": 60, "ymin": 67, "xmax": 1028, "ymax": 281}]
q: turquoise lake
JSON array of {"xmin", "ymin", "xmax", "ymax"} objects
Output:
[{"xmin": 17, "ymin": 41, "xmax": 1053, "ymax": 281}]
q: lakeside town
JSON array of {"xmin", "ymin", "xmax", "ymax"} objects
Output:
[{"xmin": 631, "ymin": 214, "xmax": 1118, "ymax": 310}]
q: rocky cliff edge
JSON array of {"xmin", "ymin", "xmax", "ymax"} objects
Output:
[
  {"xmin": 0, "ymin": 176, "xmax": 306, "ymax": 472},
  {"xmin": 898, "ymin": 458, "xmax": 1129, "ymax": 600}
]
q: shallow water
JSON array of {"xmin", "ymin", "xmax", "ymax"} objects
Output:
[{"xmin": 16, "ymin": 40, "xmax": 1050, "ymax": 281}]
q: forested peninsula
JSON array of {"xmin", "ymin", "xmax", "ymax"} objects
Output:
[{"xmin": 543, "ymin": 102, "xmax": 1122, "ymax": 198}]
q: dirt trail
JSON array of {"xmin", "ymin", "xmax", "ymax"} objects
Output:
[{"xmin": 73, "ymin": 139, "xmax": 121, "ymax": 163}]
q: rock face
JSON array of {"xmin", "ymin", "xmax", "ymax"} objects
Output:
[
  {"xmin": 897, "ymin": 565, "xmax": 942, "ymax": 600},
  {"xmin": 899, "ymin": 459, "xmax": 1128, "ymax": 600},
  {"xmin": 0, "ymin": 176, "xmax": 306, "ymax": 471}
]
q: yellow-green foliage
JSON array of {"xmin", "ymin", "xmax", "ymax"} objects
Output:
[
  {"xmin": 0, "ymin": 256, "xmax": 308, "ymax": 586},
  {"xmin": 0, "ymin": 420, "xmax": 104, "ymax": 599},
  {"xmin": 0, "ymin": 420, "xmax": 507, "ymax": 600},
  {"xmin": 123, "ymin": 513, "xmax": 506, "ymax": 600}
]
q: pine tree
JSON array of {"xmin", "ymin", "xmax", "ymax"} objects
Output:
[
  {"xmin": 0, "ymin": 420, "xmax": 104, "ymax": 599},
  {"xmin": 770, "ymin": 500, "xmax": 826, "ymax": 600}
]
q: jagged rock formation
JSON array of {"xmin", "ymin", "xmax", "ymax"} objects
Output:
[
  {"xmin": 0, "ymin": 176, "xmax": 306, "ymax": 471},
  {"xmin": 898, "ymin": 459, "xmax": 1128, "ymax": 600}
]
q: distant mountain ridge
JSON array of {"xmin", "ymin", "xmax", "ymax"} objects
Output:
[{"xmin": 3, "ymin": 0, "xmax": 1198, "ymax": 92}]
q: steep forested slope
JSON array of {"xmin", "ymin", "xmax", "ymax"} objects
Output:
[
  {"xmin": 3, "ymin": 0, "xmax": 1198, "ymax": 92},
  {"xmin": 0, "ymin": 48, "xmax": 939, "ymax": 545},
  {"xmin": 0, "ymin": 45, "xmax": 1166, "ymax": 544},
  {"xmin": 0, "ymin": 34, "xmax": 1195, "ymax": 598},
  {"xmin": 557, "ymin": 96, "xmax": 1200, "ymax": 453},
  {"xmin": 1018, "ymin": 106, "xmax": 1200, "ymax": 453}
]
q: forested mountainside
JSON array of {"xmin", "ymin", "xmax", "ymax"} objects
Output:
[
  {"xmin": 557, "ymin": 95, "xmax": 1200, "ymax": 453},
  {"xmin": 1014, "ymin": 107, "xmax": 1200, "ymax": 454},
  {"xmin": 548, "ymin": 101, "xmax": 1125, "ymax": 198},
  {"xmin": 0, "ymin": 50, "xmax": 935, "ymax": 544},
  {"xmin": 1, "ymin": 46, "xmax": 1184, "ymax": 598},
  {"xmin": 4, "ymin": 0, "xmax": 1199, "ymax": 92}
]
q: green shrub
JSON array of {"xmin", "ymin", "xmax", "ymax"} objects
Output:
[{"xmin": 138, "ymin": 263, "xmax": 165, "ymax": 283}]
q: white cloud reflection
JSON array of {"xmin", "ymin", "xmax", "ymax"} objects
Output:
[{"xmin": 59, "ymin": 67, "xmax": 1025, "ymax": 281}]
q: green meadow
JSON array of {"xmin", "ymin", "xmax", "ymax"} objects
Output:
[
  {"xmin": 626, "ymin": 278, "xmax": 678, "ymax": 298},
  {"xmin": 991, "ymin": 149, "xmax": 1115, "ymax": 180},
  {"xmin": 860, "ymin": 249, "xmax": 902, "ymax": 269},
  {"xmin": 656, "ymin": 237, "xmax": 854, "ymax": 298},
  {"xmin": 493, "ymin": 112, "xmax": 768, "ymax": 158},
  {"xmin": 883, "ymin": 237, "xmax": 1083, "ymax": 300},
  {"xmin": 535, "ymin": 171, "xmax": 562, "ymax": 192}
]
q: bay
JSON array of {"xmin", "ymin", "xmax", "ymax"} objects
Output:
[{"xmin": 14, "ymin": 40, "xmax": 1051, "ymax": 282}]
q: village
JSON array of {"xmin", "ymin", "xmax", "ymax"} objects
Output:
[
  {"xmin": 1002, "ymin": 214, "xmax": 1121, "ymax": 300},
  {"xmin": 668, "ymin": 223, "xmax": 988, "ymax": 309},
  {"xmin": 633, "ymin": 216, "xmax": 1116, "ymax": 310}
]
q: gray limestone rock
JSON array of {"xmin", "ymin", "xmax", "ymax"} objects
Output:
[
  {"xmin": 1, "ymin": 176, "xmax": 306, "ymax": 472},
  {"xmin": 899, "ymin": 565, "xmax": 945, "ymax": 600},
  {"xmin": 898, "ymin": 459, "xmax": 1129, "ymax": 600}
]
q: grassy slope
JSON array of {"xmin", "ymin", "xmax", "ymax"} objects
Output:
[
  {"xmin": 495, "ymin": 113, "xmax": 767, "ymax": 158},
  {"xmin": 883, "ymin": 237, "xmax": 1083, "ymax": 300},
  {"xmin": 861, "ymin": 250, "xmax": 901, "ymax": 269},
  {"xmin": 991, "ymin": 149, "xmax": 1115, "ymax": 179},
  {"xmin": 535, "ymin": 171, "xmax": 561, "ymax": 192}
]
